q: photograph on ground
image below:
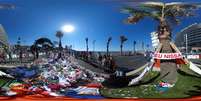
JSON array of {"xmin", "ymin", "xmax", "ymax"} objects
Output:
[{"xmin": 0, "ymin": 0, "xmax": 201, "ymax": 100}]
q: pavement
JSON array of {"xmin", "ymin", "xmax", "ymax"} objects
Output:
[
  {"xmin": 75, "ymin": 58, "xmax": 109, "ymax": 77},
  {"xmin": 190, "ymin": 59, "xmax": 201, "ymax": 64},
  {"xmin": 76, "ymin": 55, "xmax": 148, "ymax": 74},
  {"xmin": 113, "ymin": 55, "xmax": 148, "ymax": 71}
]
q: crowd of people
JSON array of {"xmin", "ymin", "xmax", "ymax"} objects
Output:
[
  {"xmin": 0, "ymin": 53, "xmax": 6, "ymax": 63},
  {"xmin": 97, "ymin": 54, "xmax": 116, "ymax": 72},
  {"xmin": 75, "ymin": 51, "xmax": 116, "ymax": 73}
]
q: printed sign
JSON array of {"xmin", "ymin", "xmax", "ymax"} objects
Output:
[
  {"xmin": 153, "ymin": 53, "xmax": 183, "ymax": 59},
  {"xmin": 187, "ymin": 55, "xmax": 200, "ymax": 59}
]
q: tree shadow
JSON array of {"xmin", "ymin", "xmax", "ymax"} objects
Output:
[
  {"xmin": 102, "ymin": 75, "xmax": 137, "ymax": 88},
  {"xmin": 102, "ymin": 69, "xmax": 200, "ymax": 89},
  {"xmin": 133, "ymin": 73, "xmax": 160, "ymax": 86},
  {"xmin": 185, "ymin": 85, "xmax": 201, "ymax": 97},
  {"xmin": 177, "ymin": 69, "xmax": 200, "ymax": 78},
  {"xmin": 102, "ymin": 73, "xmax": 160, "ymax": 88}
]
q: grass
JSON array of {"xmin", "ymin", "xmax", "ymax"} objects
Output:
[{"xmin": 100, "ymin": 66, "xmax": 201, "ymax": 98}]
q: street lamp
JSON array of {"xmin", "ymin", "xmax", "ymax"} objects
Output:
[
  {"xmin": 92, "ymin": 40, "xmax": 96, "ymax": 52},
  {"xmin": 133, "ymin": 41, "xmax": 136, "ymax": 54},
  {"xmin": 85, "ymin": 37, "xmax": 89, "ymax": 60},
  {"xmin": 185, "ymin": 33, "xmax": 188, "ymax": 57}
]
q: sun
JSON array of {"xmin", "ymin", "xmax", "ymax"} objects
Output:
[{"xmin": 61, "ymin": 24, "xmax": 75, "ymax": 33}]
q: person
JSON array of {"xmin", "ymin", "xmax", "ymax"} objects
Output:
[
  {"xmin": 109, "ymin": 56, "xmax": 116, "ymax": 72},
  {"xmin": 98, "ymin": 54, "xmax": 102, "ymax": 65},
  {"xmin": 0, "ymin": 51, "xmax": 4, "ymax": 63},
  {"xmin": 101, "ymin": 55, "xmax": 106, "ymax": 67}
]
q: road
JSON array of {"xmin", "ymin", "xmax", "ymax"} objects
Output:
[
  {"xmin": 75, "ymin": 55, "xmax": 148, "ymax": 78},
  {"xmin": 113, "ymin": 55, "xmax": 148, "ymax": 71},
  {"xmin": 75, "ymin": 58, "xmax": 109, "ymax": 77}
]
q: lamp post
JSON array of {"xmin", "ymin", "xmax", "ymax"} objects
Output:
[
  {"xmin": 146, "ymin": 44, "xmax": 150, "ymax": 52},
  {"xmin": 85, "ymin": 37, "xmax": 89, "ymax": 60},
  {"xmin": 17, "ymin": 37, "xmax": 22, "ymax": 62},
  {"xmin": 133, "ymin": 41, "xmax": 136, "ymax": 54},
  {"xmin": 93, "ymin": 40, "xmax": 96, "ymax": 53},
  {"xmin": 142, "ymin": 41, "xmax": 144, "ymax": 52},
  {"xmin": 185, "ymin": 34, "xmax": 188, "ymax": 57}
]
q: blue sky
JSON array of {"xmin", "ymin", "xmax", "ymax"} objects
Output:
[{"xmin": 0, "ymin": 0, "xmax": 201, "ymax": 51}]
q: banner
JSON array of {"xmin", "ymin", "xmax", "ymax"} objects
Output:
[
  {"xmin": 128, "ymin": 62, "xmax": 153, "ymax": 86},
  {"xmin": 153, "ymin": 53, "xmax": 183, "ymax": 60},
  {"xmin": 187, "ymin": 55, "xmax": 199, "ymax": 59}
]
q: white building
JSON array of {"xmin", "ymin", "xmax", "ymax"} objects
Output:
[{"xmin": 150, "ymin": 31, "xmax": 159, "ymax": 50}]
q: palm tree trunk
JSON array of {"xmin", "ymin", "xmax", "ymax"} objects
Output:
[
  {"xmin": 120, "ymin": 44, "xmax": 123, "ymax": 56},
  {"xmin": 58, "ymin": 38, "xmax": 62, "ymax": 58},
  {"xmin": 107, "ymin": 43, "xmax": 109, "ymax": 57},
  {"xmin": 157, "ymin": 20, "xmax": 178, "ymax": 84},
  {"xmin": 133, "ymin": 44, "xmax": 136, "ymax": 54}
]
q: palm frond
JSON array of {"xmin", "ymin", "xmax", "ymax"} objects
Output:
[
  {"xmin": 122, "ymin": 6, "xmax": 161, "ymax": 24},
  {"xmin": 120, "ymin": 35, "xmax": 128, "ymax": 43},
  {"xmin": 139, "ymin": 2, "xmax": 163, "ymax": 11},
  {"xmin": 121, "ymin": 6, "xmax": 143, "ymax": 14},
  {"xmin": 122, "ymin": 2, "xmax": 201, "ymax": 26},
  {"xmin": 125, "ymin": 14, "xmax": 144, "ymax": 24},
  {"xmin": 142, "ymin": 2, "xmax": 164, "ymax": 6},
  {"xmin": 165, "ymin": 2, "xmax": 201, "ymax": 17},
  {"xmin": 165, "ymin": 11, "xmax": 180, "ymax": 25},
  {"xmin": 165, "ymin": 2, "xmax": 201, "ymax": 9}
]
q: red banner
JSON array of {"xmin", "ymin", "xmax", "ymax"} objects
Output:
[{"xmin": 153, "ymin": 53, "xmax": 183, "ymax": 59}]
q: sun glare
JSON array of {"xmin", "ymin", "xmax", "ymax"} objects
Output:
[{"xmin": 61, "ymin": 24, "xmax": 75, "ymax": 33}]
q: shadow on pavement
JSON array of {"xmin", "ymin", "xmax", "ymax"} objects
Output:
[
  {"xmin": 177, "ymin": 69, "xmax": 201, "ymax": 78},
  {"xmin": 102, "ymin": 75, "xmax": 137, "ymax": 88}
]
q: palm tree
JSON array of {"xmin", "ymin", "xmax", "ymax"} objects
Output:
[
  {"xmin": 122, "ymin": 2, "xmax": 200, "ymax": 48},
  {"xmin": 107, "ymin": 37, "xmax": 112, "ymax": 57},
  {"xmin": 32, "ymin": 37, "xmax": 53, "ymax": 59},
  {"xmin": 56, "ymin": 31, "xmax": 64, "ymax": 58},
  {"xmin": 133, "ymin": 41, "xmax": 136, "ymax": 54},
  {"xmin": 120, "ymin": 35, "xmax": 127, "ymax": 56},
  {"xmin": 122, "ymin": 2, "xmax": 201, "ymax": 84},
  {"xmin": 35, "ymin": 37, "xmax": 53, "ymax": 46}
]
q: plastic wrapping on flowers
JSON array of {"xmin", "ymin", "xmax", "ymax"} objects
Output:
[{"xmin": 4, "ymin": 56, "xmax": 105, "ymax": 98}]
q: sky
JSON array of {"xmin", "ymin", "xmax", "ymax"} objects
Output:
[{"xmin": 0, "ymin": 0, "xmax": 201, "ymax": 51}]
